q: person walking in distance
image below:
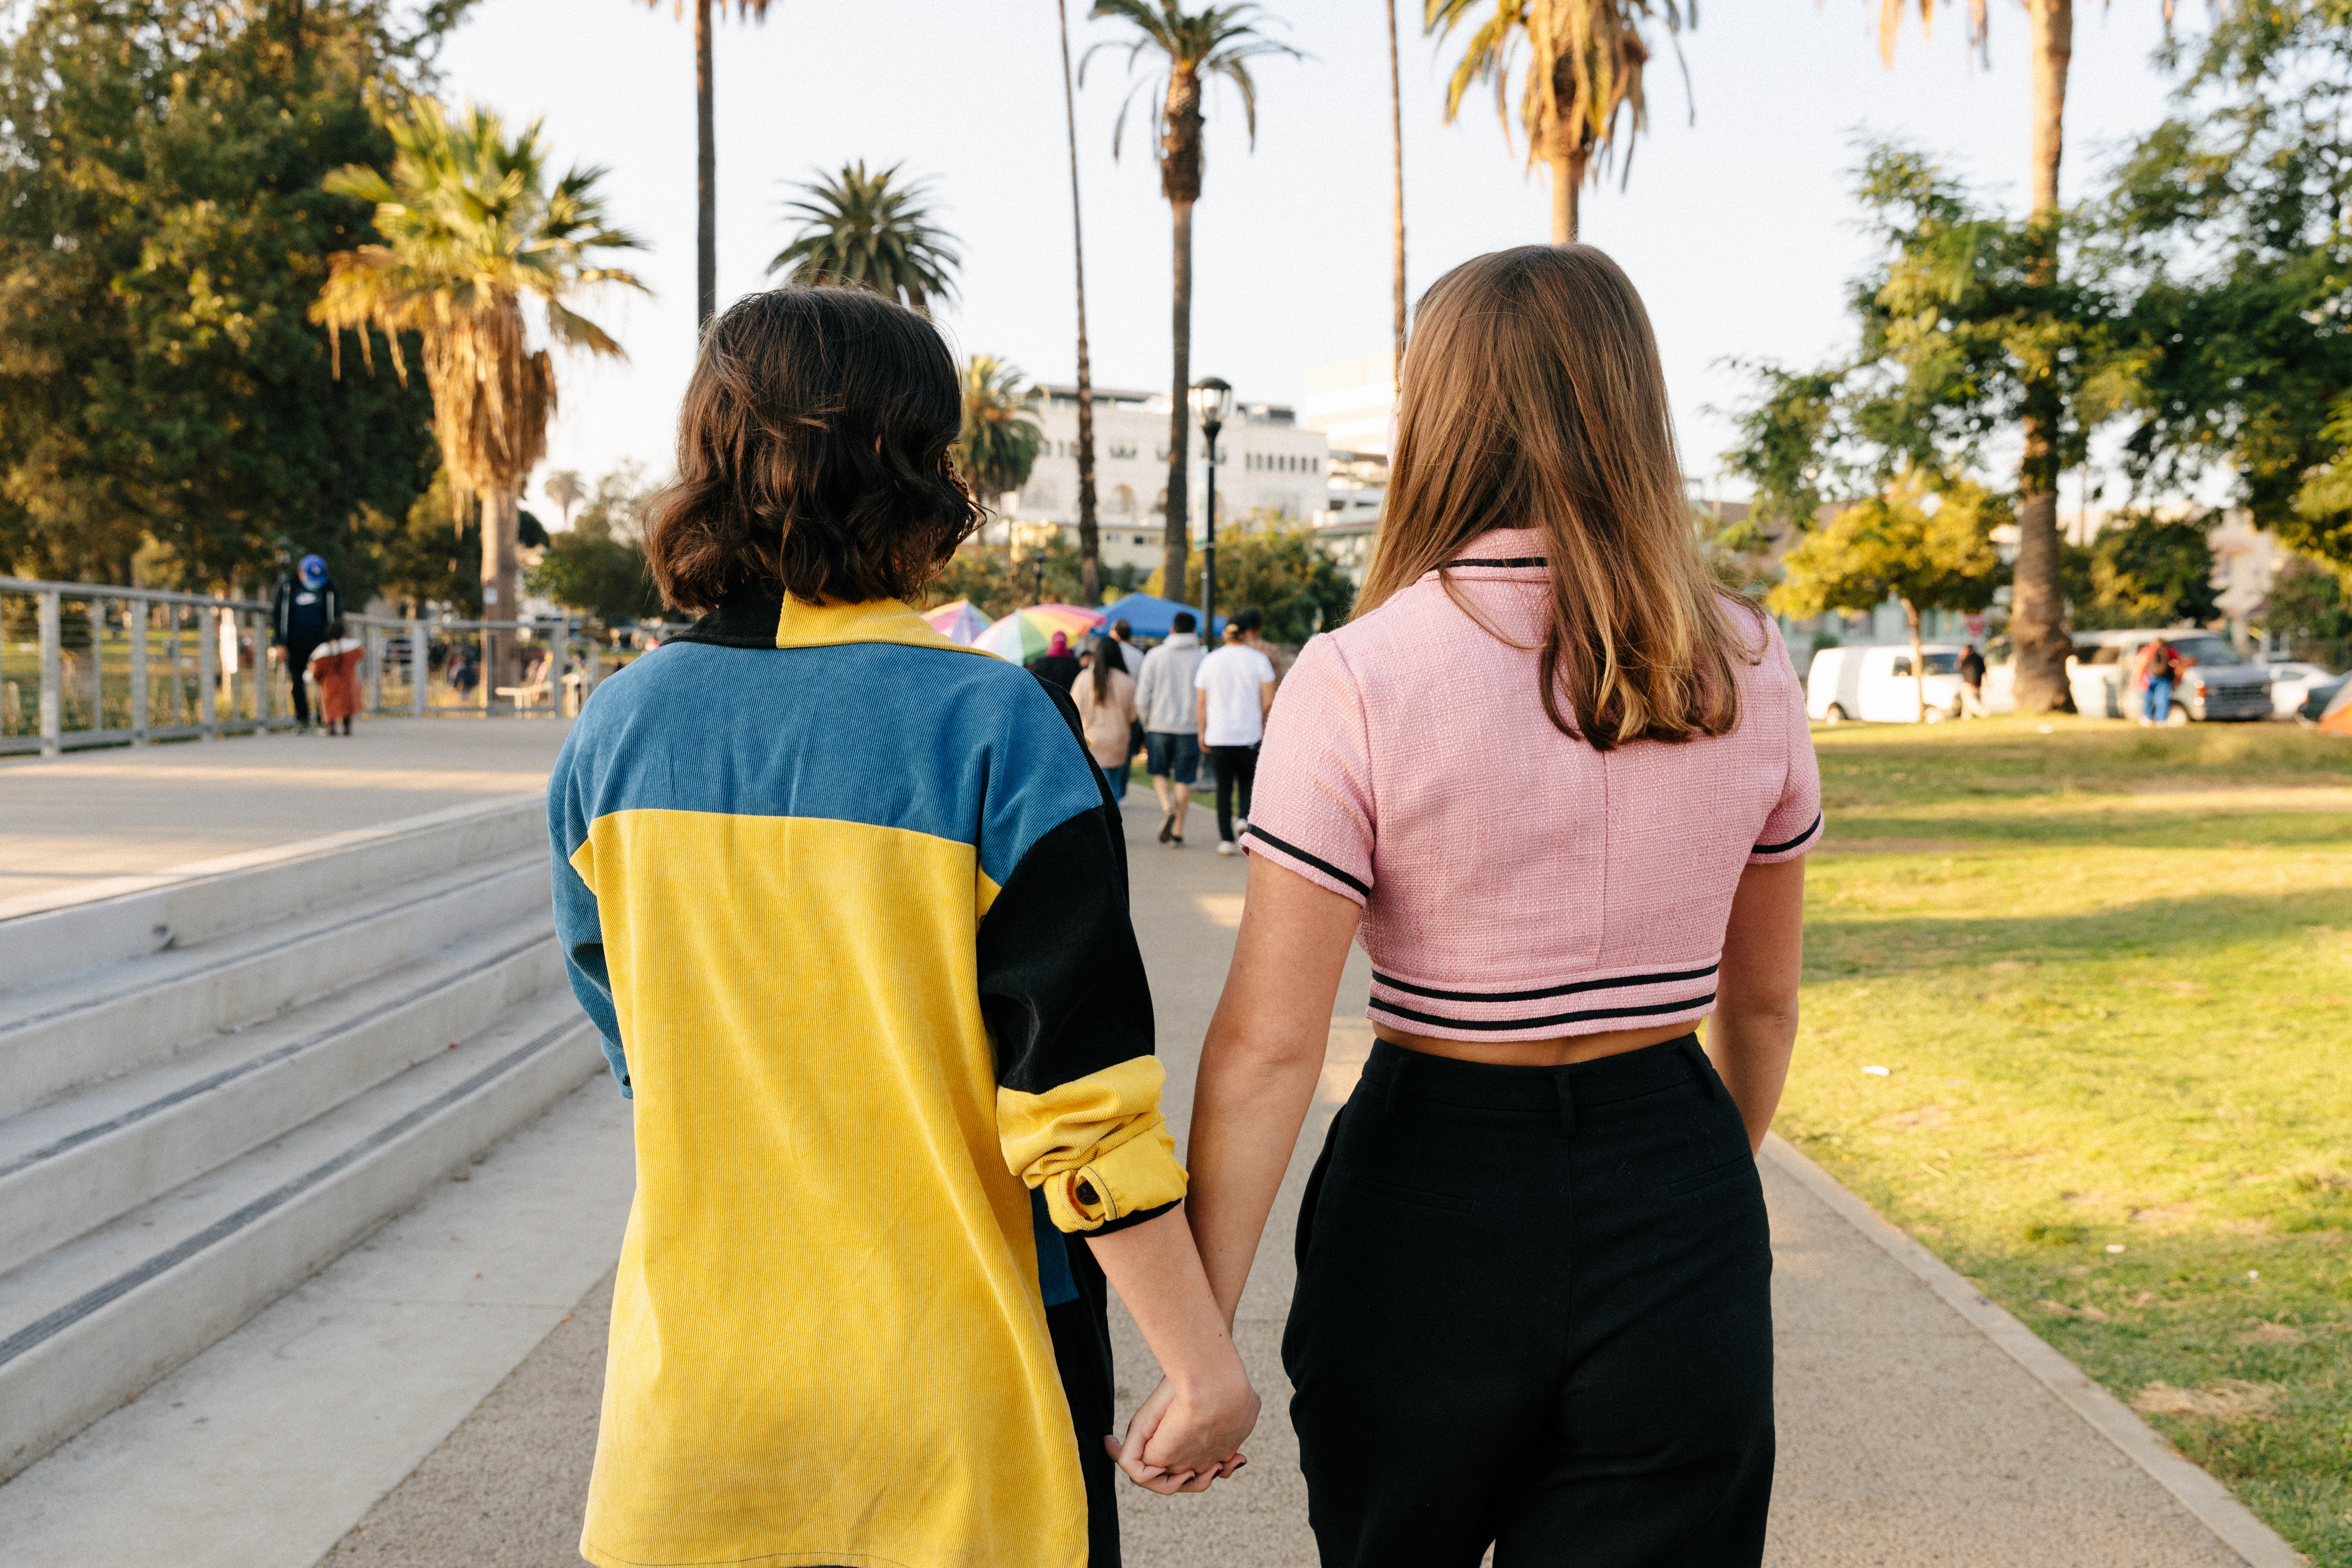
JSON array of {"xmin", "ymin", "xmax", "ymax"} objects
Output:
[
  {"xmin": 2135, "ymin": 637, "xmax": 2180, "ymax": 725},
  {"xmin": 1170, "ymin": 247, "xmax": 1821, "ymax": 1567},
  {"xmin": 271, "ymin": 554, "xmax": 343, "ymax": 734},
  {"xmin": 1075, "ymin": 633, "xmax": 1141, "ymax": 800},
  {"xmin": 1958, "ymin": 640, "xmax": 1989, "ymax": 719},
  {"xmin": 1194, "ymin": 611, "xmax": 1277, "ymax": 858},
  {"xmin": 1029, "ymin": 629, "xmax": 1083, "ymax": 693},
  {"xmin": 1106, "ymin": 618, "xmax": 1137, "ymax": 673},
  {"xmin": 550, "ymin": 288, "xmax": 1255, "ymax": 1568},
  {"xmin": 1136, "ymin": 610, "xmax": 1208, "ymax": 847}
]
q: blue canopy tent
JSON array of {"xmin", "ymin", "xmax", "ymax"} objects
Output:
[{"xmin": 1096, "ymin": 593, "xmax": 1225, "ymax": 643}]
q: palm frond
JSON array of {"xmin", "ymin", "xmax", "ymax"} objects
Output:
[
  {"xmin": 766, "ymin": 161, "xmax": 964, "ymax": 315},
  {"xmin": 310, "ymin": 97, "xmax": 645, "ymax": 510}
]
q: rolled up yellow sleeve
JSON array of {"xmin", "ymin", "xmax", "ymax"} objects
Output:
[{"xmin": 997, "ymin": 1056, "xmax": 1189, "ymax": 1233}]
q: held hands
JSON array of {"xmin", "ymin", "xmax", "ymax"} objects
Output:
[{"xmin": 1104, "ymin": 1368, "xmax": 1260, "ymax": 1495}]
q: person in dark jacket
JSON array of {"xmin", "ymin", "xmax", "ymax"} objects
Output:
[
  {"xmin": 1026, "ymin": 629, "xmax": 1082, "ymax": 692},
  {"xmin": 271, "ymin": 555, "xmax": 343, "ymax": 732},
  {"xmin": 1958, "ymin": 642, "xmax": 1989, "ymax": 719}
]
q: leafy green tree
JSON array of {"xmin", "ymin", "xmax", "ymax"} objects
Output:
[
  {"xmin": 2062, "ymin": 512, "xmax": 2218, "ymax": 630},
  {"xmin": 2105, "ymin": 0, "xmax": 2352, "ymax": 571},
  {"xmin": 641, "ymin": 1, "xmax": 776, "ymax": 329},
  {"xmin": 362, "ymin": 466, "xmax": 481, "ymax": 616},
  {"xmin": 930, "ymin": 538, "xmax": 1091, "ymax": 621},
  {"xmin": 767, "ymin": 162, "xmax": 961, "ymax": 317},
  {"xmin": 532, "ymin": 464, "xmax": 663, "ymax": 627},
  {"xmin": 1086, "ymin": 0, "xmax": 1300, "ymax": 606},
  {"xmin": 1768, "ymin": 471, "xmax": 2005, "ymax": 720},
  {"xmin": 0, "ymin": 1, "xmax": 466, "ymax": 592},
  {"xmin": 2263, "ymin": 552, "xmax": 2351, "ymax": 652},
  {"xmin": 958, "ymin": 358, "xmax": 1044, "ymax": 513},
  {"xmin": 314, "ymin": 98, "xmax": 646, "ymax": 683},
  {"xmin": 1144, "ymin": 512, "xmax": 1356, "ymax": 644},
  {"xmin": 1424, "ymin": 0, "xmax": 1692, "ymax": 244},
  {"xmin": 1727, "ymin": 146, "xmax": 2137, "ymax": 713}
]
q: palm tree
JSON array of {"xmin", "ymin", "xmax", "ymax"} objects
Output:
[
  {"xmin": 1869, "ymin": 1, "xmax": 2179, "ymax": 712},
  {"xmin": 1058, "ymin": 0, "xmax": 1104, "ymax": 603},
  {"xmin": 1388, "ymin": 0, "xmax": 1408, "ymax": 361},
  {"xmin": 545, "ymin": 469, "xmax": 588, "ymax": 528},
  {"xmin": 1085, "ymin": 1, "xmax": 1300, "ymax": 599},
  {"xmin": 1426, "ymin": 0, "xmax": 1692, "ymax": 244},
  {"xmin": 642, "ymin": 0, "xmax": 776, "ymax": 330},
  {"xmin": 314, "ymin": 99, "xmax": 647, "ymax": 688},
  {"xmin": 767, "ymin": 162, "xmax": 961, "ymax": 317},
  {"xmin": 959, "ymin": 356, "xmax": 1046, "ymax": 520}
]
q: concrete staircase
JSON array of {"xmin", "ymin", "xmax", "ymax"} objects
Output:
[{"xmin": 0, "ymin": 797, "xmax": 606, "ymax": 1479}]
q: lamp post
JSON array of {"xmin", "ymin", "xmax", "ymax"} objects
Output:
[{"xmin": 1189, "ymin": 376, "xmax": 1234, "ymax": 632}]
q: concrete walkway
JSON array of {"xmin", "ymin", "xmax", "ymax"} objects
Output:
[
  {"xmin": 0, "ymin": 717, "xmax": 573, "ymax": 910},
  {"xmin": 0, "ymin": 752, "xmax": 2298, "ymax": 1567}
]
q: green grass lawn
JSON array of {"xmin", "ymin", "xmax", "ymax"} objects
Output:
[{"xmin": 1776, "ymin": 715, "xmax": 2352, "ymax": 1563}]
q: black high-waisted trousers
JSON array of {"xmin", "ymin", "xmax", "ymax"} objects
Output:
[{"xmin": 1283, "ymin": 1035, "xmax": 1775, "ymax": 1568}]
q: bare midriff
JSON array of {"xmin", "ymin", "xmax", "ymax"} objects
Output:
[{"xmin": 1372, "ymin": 1018, "xmax": 1698, "ymax": 1069}]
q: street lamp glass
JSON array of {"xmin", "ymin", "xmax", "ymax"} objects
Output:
[{"xmin": 1189, "ymin": 376, "xmax": 1235, "ymax": 435}]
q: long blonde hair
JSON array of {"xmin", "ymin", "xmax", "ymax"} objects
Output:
[{"xmin": 1358, "ymin": 245, "xmax": 1754, "ymax": 750}]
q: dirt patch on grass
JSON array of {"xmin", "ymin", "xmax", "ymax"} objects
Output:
[
  {"xmin": 2233, "ymin": 1322, "xmax": 2308, "ymax": 1346},
  {"xmin": 2131, "ymin": 1380, "xmax": 2282, "ymax": 1421}
]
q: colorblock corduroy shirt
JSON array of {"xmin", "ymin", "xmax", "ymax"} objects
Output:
[
  {"xmin": 549, "ymin": 590, "xmax": 1185, "ymax": 1568},
  {"xmin": 1244, "ymin": 531, "xmax": 1824, "ymax": 1042}
]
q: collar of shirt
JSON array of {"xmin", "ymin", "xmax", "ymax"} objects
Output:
[{"xmin": 1422, "ymin": 528, "xmax": 1547, "ymax": 580}]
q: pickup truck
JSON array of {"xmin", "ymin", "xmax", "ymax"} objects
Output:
[{"xmin": 2066, "ymin": 631, "xmax": 2273, "ymax": 722}]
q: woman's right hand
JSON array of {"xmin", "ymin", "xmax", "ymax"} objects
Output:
[{"xmin": 1106, "ymin": 1369, "xmax": 1259, "ymax": 1494}]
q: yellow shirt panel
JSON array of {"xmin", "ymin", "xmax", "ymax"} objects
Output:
[{"xmin": 575, "ymin": 807, "xmax": 1087, "ymax": 1568}]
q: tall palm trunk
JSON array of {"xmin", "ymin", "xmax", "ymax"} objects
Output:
[
  {"xmin": 1059, "ymin": 0, "xmax": 1101, "ymax": 603},
  {"xmin": 1548, "ymin": 150, "xmax": 1580, "ymax": 244},
  {"xmin": 2010, "ymin": 0, "xmax": 2075, "ymax": 712},
  {"xmin": 1160, "ymin": 64, "xmax": 1205, "ymax": 600},
  {"xmin": 482, "ymin": 489, "xmax": 520, "ymax": 692},
  {"xmin": 1164, "ymin": 200, "xmax": 1194, "ymax": 597},
  {"xmin": 695, "ymin": 0, "xmax": 716, "ymax": 328},
  {"xmin": 1387, "ymin": 0, "xmax": 1407, "ymax": 359}
]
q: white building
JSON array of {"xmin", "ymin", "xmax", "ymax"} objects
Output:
[
  {"xmin": 1304, "ymin": 353, "xmax": 1397, "ymax": 457},
  {"xmin": 1007, "ymin": 384, "xmax": 1334, "ymax": 579}
]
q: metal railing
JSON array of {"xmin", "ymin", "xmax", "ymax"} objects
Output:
[{"xmin": 1, "ymin": 577, "xmax": 627, "ymax": 758}]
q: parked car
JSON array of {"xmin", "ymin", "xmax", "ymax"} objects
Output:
[
  {"xmin": 1806, "ymin": 643, "xmax": 1993, "ymax": 723},
  {"xmin": 2264, "ymin": 660, "xmax": 2340, "ymax": 719},
  {"xmin": 2066, "ymin": 630, "xmax": 2273, "ymax": 722}
]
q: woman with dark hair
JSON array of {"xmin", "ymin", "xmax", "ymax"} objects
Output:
[
  {"xmin": 1170, "ymin": 247, "xmax": 1821, "ymax": 1567},
  {"xmin": 1074, "ymin": 632, "xmax": 1140, "ymax": 799},
  {"xmin": 548, "ymin": 288, "xmax": 1254, "ymax": 1568}
]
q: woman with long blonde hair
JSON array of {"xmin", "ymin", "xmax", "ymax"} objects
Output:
[{"xmin": 1160, "ymin": 246, "xmax": 1822, "ymax": 1566}]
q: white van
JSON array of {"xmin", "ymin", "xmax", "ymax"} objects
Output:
[{"xmin": 1805, "ymin": 644, "xmax": 1996, "ymax": 724}]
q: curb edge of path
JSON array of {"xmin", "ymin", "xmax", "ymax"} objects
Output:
[{"xmin": 1759, "ymin": 1133, "xmax": 2310, "ymax": 1568}]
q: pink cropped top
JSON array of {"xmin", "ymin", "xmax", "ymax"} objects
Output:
[{"xmin": 1242, "ymin": 530, "xmax": 1823, "ymax": 1041}]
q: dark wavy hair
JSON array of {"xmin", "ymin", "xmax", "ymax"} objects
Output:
[{"xmin": 644, "ymin": 287, "xmax": 983, "ymax": 612}]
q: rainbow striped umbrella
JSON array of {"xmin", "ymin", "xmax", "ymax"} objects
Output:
[
  {"xmin": 974, "ymin": 603, "xmax": 1107, "ymax": 663},
  {"xmin": 922, "ymin": 599, "xmax": 991, "ymax": 646}
]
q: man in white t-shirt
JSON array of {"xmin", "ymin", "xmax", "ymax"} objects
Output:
[{"xmin": 1193, "ymin": 608, "xmax": 1278, "ymax": 855}]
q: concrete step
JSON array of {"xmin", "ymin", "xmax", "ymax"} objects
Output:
[
  {"xmin": 0, "ymin": 849, "xmax": 551, "ymax": 1120},
  {"xmin": 0, "ymin": 921, "xmax": 561, "ymax": 1277},
  {"xmin": 0, "ymin": 795, "xmax": 546, "ymax": 993},
  {"xmin": 0, "ymin": 986, "xmax": 605, "ymax": 1481}
]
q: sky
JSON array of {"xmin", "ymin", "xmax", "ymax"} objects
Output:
[{"xmin": 429, "ymin": 0, "xmax": 2198, "ymax": 517}]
